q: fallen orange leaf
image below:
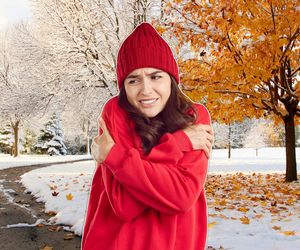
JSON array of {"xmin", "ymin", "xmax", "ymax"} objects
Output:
[
  {"xmin": 272, "ymin": 225, "xmax": 281, "ymax": 230},
  {"xmin": 48, "ymin": 225, "xmax": 62, "ymax": 232},
  {"xmin": 40, "ymin": 246, "xmax": 53, "ymax": 250},
  {"xmin": 219, "ymin": 199, "xmax": 227, "ymax": 206},
  {"xmin": 240, "ymin": 216, "xmax": 250, "ymax": 224},
  {"xmin": 64, "ymin": 233, "xmax": 75, "ymax": 240},
  {"xmin": 208, "ymin": 222, "xmax": 217, "ymax": 228},
  {"xmin": 237, "ymin": 207, "xmax": 249, "ymax": 212},
  {"xmin": 219, "ymin": 214, "xmax": 229, "ymax": 219},
  {"xmin": 49, "ymin": 185, "xmax": 57, "ymax": 191},
  {"xmin": 260, "ymin": 201, "xmax": 267, "ymax": 207},
  {"xmin": 47, "ymin": 211, "xmax": 57, "ymax": 216},
  {"xmin": 253, "ymin": 214, "xmax": 263, "ymax": 219},
  {"xmin": 281, "ymin": 231, "xmax": 295, "ymax": 236},
  {"xmin": 66, "ymin": 193, "xmax": 73, "ymax": 200}
]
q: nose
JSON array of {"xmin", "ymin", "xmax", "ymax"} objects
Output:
[{"xmin": 140, "ymin": 78, "xmax": 153, "ymax": 95}]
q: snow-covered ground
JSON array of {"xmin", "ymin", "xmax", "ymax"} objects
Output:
[
  {"xmin": 20, "ymin": 160, "xmax": 95, "ymax": 235},
  {"xmin": 0, "ymin": 147, "xmax": 299, "ymax": 250},
  {"xmin": 0, "ymin": 153, "xmax": 91, "ymax": 170}
]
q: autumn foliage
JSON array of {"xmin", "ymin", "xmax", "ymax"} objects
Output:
[
  {"xmin": 156, "ymin": 0, "xmax": 300, "ymax": 181},
  {"xmin": 158, "ymin": 0, "xmax": 299, "ymax": 123}
]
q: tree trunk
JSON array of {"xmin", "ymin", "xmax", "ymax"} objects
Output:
[
  {"xmin": 228, "ymin": 124, "xmax": 231, "ymax": 159},
  {"xmin": 284, "ymin": 114, "xmax": 297, "ymax": 182},
  {"xmin": 86, "ymin": 120, "xmax": 91, "ymax": 155},
  {"xmin": 86, "ymin": 135, "xmax": 90, "ymax": 155},
  {"xmin": 11, "ymin": 120, "xmax": 20, "ymax": 158}
]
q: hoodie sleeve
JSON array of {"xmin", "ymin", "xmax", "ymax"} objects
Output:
[
  {"xmin": 103, "ymin": 103, "xmax": 211, "ymax": 214},
  {"xmin": 98, "ymin": 97, "xmax": 148, "ymax": 221},
  {"xmin": 101, "ymin": 165, "xmax": 148, "ymax": 222}
]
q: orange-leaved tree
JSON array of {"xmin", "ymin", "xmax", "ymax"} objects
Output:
[{"xmin": 155, "ymin": 0, "xmax": 300, "ymax": 182}]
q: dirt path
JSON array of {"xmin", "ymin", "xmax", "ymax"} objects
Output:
[{"xmin": 0, "ymin": 160, "xmax": 88, "ymax": 250}]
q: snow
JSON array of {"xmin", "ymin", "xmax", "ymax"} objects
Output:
[
  {"xmin": 209, "ymin": 147, "xmax": 289, "ymax": 174},
  {"xmin": 258, "ymin": 34, "xmax": 266, "ymax": 41},
  {"xmin": 20, "ymin": 160, "xmax": 95, "ymax": 236},
  {"xmin": 0, "ymin": 153, "xmax": 91, "ymax": 170},
  {"xmin": 0, "ymin": 147, "xmax": 299, "ymax": 249},
  {"xmin": 0, "ymin": 181, "xmax": 34, "ymax": 213},
  {"xmin": 3, "ymin": 219, "xmax": 46, "ymax": 229}
]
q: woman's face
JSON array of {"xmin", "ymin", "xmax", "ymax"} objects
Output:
[{"xmin": 124, "ymin": 67, "xmax": 171, "ymax": 118}]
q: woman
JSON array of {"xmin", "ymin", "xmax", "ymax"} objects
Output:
[{"xmin": 82, "ymin": 22, "xmax": 214, "ymax": 250}]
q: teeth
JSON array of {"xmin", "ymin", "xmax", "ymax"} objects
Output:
[{"xmin": 140, "ymin": 99, "xmax": 157, "ymax": 104}]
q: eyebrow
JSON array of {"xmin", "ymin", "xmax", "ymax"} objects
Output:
[{"xmin": 126, "ymin": 70, "xmax": 164, "ymax": 79}]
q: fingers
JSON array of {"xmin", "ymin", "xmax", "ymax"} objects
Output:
[
  {"xmin": 202, "ymin": 132, "xmax": 213, "ymax": 159},
  {"xmin": 204, "ymin": 141, "xmax": 212, "ymax": 159},
  {"xmin": 202, "ymin": 124, "xmax": 214, "ymax": 135},
  {"xmin": 97, "ymin": 115, "xmax": 104, "ymax": 126},
  {"xmin": 191, "ymin": 124, "xmax": 214, "ymax": 143},
  {"xmin": 192, "ymin": 124, "xmax": 214, "ymax": 134},
  {"xmin": 91, "ymin": 137, "xmax": 98, "ymax": 160},
  {"xmin": 98, "ymin": 117, "xmax": 109, "ymax": 137},
  {"xmin": 92, "ymin": 135, "xmax": 101, "ymax": 145},
  {"xmin": 203, "ymin": 145, "xmax": 210, "ymax": 159},
  {"xmin": 206, "ymin": 131, "xmax": 214, "ymax": 144},
  {"xmin": 98, "ymin": 117, "xmax": 115, "ymax": 144},
  {"xmin": 98, "ymin": 117, "xmax": 107, "ymax": 131},
  {"xmin": 209, "ymin": 126, "xmax": 214, "ymax": 137}
]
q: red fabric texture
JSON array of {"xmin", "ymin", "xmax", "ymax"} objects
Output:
[
  {"xmin": 81, "ymin": 96, "xmax": 210, "ymax": 250},
  {"xmin": 116, "ymin": 22, "xmax": 179, "ymax": 88}
]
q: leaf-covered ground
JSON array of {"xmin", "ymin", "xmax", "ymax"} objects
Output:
[{"xmin": 205, "ymin": 172, "xmax": 300, "ymax": 249}]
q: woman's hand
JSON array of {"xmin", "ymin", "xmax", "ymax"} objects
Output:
[
  {"xmin": 91, "ymin": 117, "xmax": 115, "ymax": 164},
  {"xmin": 182, "ymin": 124, "xmax": 214, "ymax": 159}
]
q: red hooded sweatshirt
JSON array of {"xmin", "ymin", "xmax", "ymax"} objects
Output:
[{"xmin": 82, "ymin": 96, "xmax": 210, "ymax": 250}]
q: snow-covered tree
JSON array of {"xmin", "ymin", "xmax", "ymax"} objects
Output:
[
  {"xmin": 28, "ymin": 0, "xmax": 166, "ymax": 97},
  {"xmin": 23, "ymin": 128, "xmax": 37, "ymax": 154},
  {"xmin": 0, "ymin": 22, "xmax": 56, "ymax": 157},
  {"xmin": 211, "ymin": 122, "xmax": 228, "ymax": 149},
  {"xmin": 0, "ymin": 123, "xmax": 13, "ymax": 154},
  {"xmin": 35, "ymin": 113, "xmax": 67, "ymax": 155},
  {"xmin": 244, "ymin": 118, "xmax": 268, "ymax": 156},
  {"xmin": 262, "ymin": 119, "xmax": 285, "ymax": 147},
  {"xmin": 212, "ymin": 117, "xmax": 253, "ymax": 158},
  {"xmin": 1, "ymin": 0, "xmax": 167, "ymax": 158}
]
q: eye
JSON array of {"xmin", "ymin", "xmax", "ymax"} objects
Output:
[
  {"xmin": 128, "ymin": 79, "xmax": 138, "ymax": 84},
  {"xmin": 152, "ymin": 75, "xmax": 162, "ymax": 80}
]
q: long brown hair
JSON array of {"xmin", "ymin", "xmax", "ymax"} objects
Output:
[{"xmin": 118, "ymin": 76, "xmax": 197, "ymax": 155}]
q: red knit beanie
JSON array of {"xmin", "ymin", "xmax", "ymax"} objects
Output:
[{"xmin": 116, "ymin": 22, "xmax": 179, "ymax": 89}]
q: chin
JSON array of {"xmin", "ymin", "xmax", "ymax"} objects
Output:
[
  {"xmin": 142, "ymin": 113, "xmax": 155, "ymax": 118},
  {"xmin": 146, "ymin": 114, "xmax": 157, "ymax": 118},
  {"xmin": 143, "ymin": 110, "xmax": 161, "ymax": 118}
]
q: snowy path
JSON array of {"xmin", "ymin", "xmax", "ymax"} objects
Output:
[{"xmin": 0, "ymin": 164, "xmax": 82, "ymax": 250}]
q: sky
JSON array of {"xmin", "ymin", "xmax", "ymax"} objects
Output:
[{"xmin": 0, "ymin": 0, "xmax": 31, "ymax": 30}]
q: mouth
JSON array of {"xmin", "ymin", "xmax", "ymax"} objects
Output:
[{"xmin": 139, "ymin": 98, "xmax": 159, "ymax": 107}]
